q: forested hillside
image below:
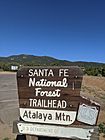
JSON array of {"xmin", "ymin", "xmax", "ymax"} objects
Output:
[{"xmin": 0, "ymin": 54, "xmax": 105, "ymax": 76}]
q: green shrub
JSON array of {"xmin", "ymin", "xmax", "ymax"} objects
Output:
[
  {"xmin": 2, "ymin": 137, "xmax": 10, "ymax": 140},
  {"xmin": 99, "ymin": 122, "xmax": 105, "ymax": 137}
]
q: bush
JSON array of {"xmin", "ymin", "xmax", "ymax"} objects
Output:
[
  {"xmin": 99, "ymin": 123, "xmax": 105, "ymax": 137},
  {"xmin": 2, "ymin": 138, "xmax": 10, "ymax": 140}
]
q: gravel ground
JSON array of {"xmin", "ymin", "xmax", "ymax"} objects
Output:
[{"xmin": 0, "ymin": 72, "xmax": 19, "ymax": 140}]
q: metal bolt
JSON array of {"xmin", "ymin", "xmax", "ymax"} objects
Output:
[{"xmin": 21, "ymin": 75, "xmax": 24, "ymax": 77}]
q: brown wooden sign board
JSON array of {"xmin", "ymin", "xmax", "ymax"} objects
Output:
[{"xmin": 17, "ymin": 66, "xmax": 83, "ymax": 109}]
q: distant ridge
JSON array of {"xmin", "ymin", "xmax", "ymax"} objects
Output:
[{"xmin": 0, "ymin": 54, "xmax": 104, "ymax": 67}]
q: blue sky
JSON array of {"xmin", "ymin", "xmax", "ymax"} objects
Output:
[{"xmin": 0, "ymin": 0, "xmax": 105, "ymax": 63}]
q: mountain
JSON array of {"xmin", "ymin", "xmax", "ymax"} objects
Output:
[{"xmin": 0, "ymin": 54, "xmax": 105, "ymax": 67}]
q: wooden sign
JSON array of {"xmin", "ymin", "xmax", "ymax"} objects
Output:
[
  {"xmin": 15, "ymin": 66, "xmax": 100, "ymax": 139},
  {"xmin": 17, "ymin": 66, "xmax": 84, "ymax": 125},
  {"xmin": 15, "ymin": 121, "xmax": 99, "ymax": 140}
]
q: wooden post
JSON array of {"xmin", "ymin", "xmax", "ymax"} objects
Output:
[
  {"xmin": 16, "ymin": 134, "xmax": 26, "ymax": 140},
  {"xmin": 26, "ymin": 135, "xmax": 38, "ymax": 140},
  {"xmin": 38, "ymin": 136, "xmax": 59, "ymax": 140}
]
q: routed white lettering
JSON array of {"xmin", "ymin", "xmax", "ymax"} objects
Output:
[
  {"xmin": 59, "ymin": 69, "xmax": 69, "ymax": 77},
  {"xmin": 28, "ymin": 69, "xmax": 54, "ymax": 77},
  {"xmin": 29, "ymin": 99, "xmax": 67, "ymax": 109},
  {"xmin": 29, "ymin": 78, "xmax": 68, "ymax": 87},
  {"xmin": 35, "ymin": 88, "xmax": 61, "ymax": 97},
  {"xmin": 29, "ymin": 69, "xmax": 34, "ymax": 76}
]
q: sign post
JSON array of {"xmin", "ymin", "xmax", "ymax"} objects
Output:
[{"xmin": 13, "ymin": 66, "xmax": 100, "ymax": 140}]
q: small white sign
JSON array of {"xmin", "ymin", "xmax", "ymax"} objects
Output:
[
  {"xmin": 77, "ymin": 104, "xmax": 99, "ymax": 125},
  {"xmin": 11, "ymin": 65, "xmax": 18, "ymax": 70},
  {"xmin": 17, "ymin": 122, "xmax": 94, "ymax": 140},
  {"xmin": 20, "ymin": 108, "xmax": 77, "ymax": 125}
]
